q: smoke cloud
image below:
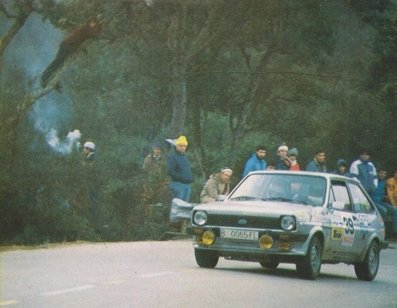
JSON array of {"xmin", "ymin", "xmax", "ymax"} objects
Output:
[
  {"xmin": 3, "ymin": 12, "xmax": 81, "ymax": 155},
  {"xmin": 46, "ymin": 128, "xmax": 81, "ymax": 154}
]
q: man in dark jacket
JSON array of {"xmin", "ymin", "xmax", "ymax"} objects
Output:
[
  {"xmin": 275, "ymin": 144, "xmax": 291, "ymax": 170},
  {"xmin": 306, "ymin": 149, "xmax": 327, "ymax": 173},
  {"xmin": 167, "ymin": 135, "xmax": 193, "ymax": 201},
  {"xmin": 332, "ymin": 159, "xmax": 352, "ymax": 177}
]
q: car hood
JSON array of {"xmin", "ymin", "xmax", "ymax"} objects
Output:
[{"xmin": 194, "ymin": 200, "xmax": 316, "ymax": 218}]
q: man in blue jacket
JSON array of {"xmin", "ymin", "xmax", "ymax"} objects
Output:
[
  {"xmin": 306, "ymin": 149, "xmax": 327, "ymax": 173},
  {"xmin": 167, "ymin": 135, "xmax": 194, "ymax": 201},
  {"xmin": 242, "ymin": 145, "xmax": 267, "ymax": 178}
]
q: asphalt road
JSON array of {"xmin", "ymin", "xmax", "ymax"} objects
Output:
[{"xmin": 1, "ymin": 239, "xmax": 397, "ymax": 308}]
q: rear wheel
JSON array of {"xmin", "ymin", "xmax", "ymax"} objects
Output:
[
  {"xmin": 194, "ymin": 249, "xmax": 219, "ymax": 268},
  {"xmin": 354, "ymin": 241, "xmax": 380, "ymax": 281},
  {"xmin": 296, "ymin": 237, "xmax": 322, "ymax": 280}
]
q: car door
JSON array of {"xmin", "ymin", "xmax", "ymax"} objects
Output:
[
  {"xmin": 347, "ymin": 181, "xmax": 377, "ymax": 254},
  {"xmin": 325, "ymin": 180, "xmax": 359, "ymax": 260}
]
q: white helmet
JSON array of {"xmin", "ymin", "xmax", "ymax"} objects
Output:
[{"xmin": 84, "ymin": 141, "xmax": 95, "ymax": 150}]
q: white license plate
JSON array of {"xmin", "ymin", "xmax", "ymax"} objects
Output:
[{"xmin": 220, "ymin": 228, "xmax": 258, "ymax": 241}]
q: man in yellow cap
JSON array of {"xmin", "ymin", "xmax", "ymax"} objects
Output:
[{"xmin": 166, "ymin": 135, "xmax": 194, "ymax": 201}]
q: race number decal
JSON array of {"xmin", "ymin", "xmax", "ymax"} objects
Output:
[
  {"xmin": 342, "ymin": 216, "xmax": 355, "ymax": 246},
  {"xmin": 343, "ymin": 217, "xmax": 354, "ymax": 235}
]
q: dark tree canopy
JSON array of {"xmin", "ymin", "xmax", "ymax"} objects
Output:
[{"xmin": 0, "ymin": 0, "xmax": 396, "ymax": 244}]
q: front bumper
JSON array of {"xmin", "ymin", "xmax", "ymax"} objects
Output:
[{"xmin": 188, "ymin": 226, "xmax": 310, "ymax": 259}]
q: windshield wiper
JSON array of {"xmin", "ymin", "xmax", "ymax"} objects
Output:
[
  {"xmin": 230, "ymin": 196, "xmax": 261, "ymax": 201},
  {"xmin": 261, "ymin": 197, "xmax": 291, "ymax": 202}
]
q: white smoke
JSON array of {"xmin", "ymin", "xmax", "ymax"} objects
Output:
[
  {"xmin": 30, "ymin": 88, "xmax": 77, "ymax": 155},
  {"xmin": 45, "ymin": 129, "xmax": 81, "ymax": 155},
  {"xmin": 3, "ymin": 12, "xmax": 82, "ymax": 156}
]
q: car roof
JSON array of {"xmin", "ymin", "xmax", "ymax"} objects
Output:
[{"xmin": 246, "ymin": 170, "xmax": 360, "ymax": 183}]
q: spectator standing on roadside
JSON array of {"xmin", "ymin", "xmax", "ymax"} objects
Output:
[
  {"xmin": 242, "ymin": 145, "xmax": 267, "ymax": 177},
  {"xmin": 287, "ymin": 147, "xmax": 300, "ymax": 171},
  {"xmin": 305, "ymin": 149, "xmax": 327, "ymax": 173},
  {"xmin": 167, "ymin": 135, "xmax": 193, "ymax": 202},
  {"xmin": 143, "ymin": 144, "xmax": 166, "ymax": 172},
  {"xmin": 349, "ymin": 148, "xmax": 377, "ymax": 194},
  {"xmin": 141, "ymin": 143, "xmax": 169, "ymax": 207},
  {"xmin": 81, "ymin": 141, "xmax": 99, "ymax": 225},
  {"xmin": 200, "ymin": 168, "xmax": 233, "ymax": 203},
  {"xmin": 332, "ymin": 159, "xmax": 352, "ymax": 177},
  {"xmin": 82, "ymin": 141, "xmax": 96, "ymax": 167},
  {"xmin": 275, "ymin": 143, "xmax": 291, "ymax": 170},
  {"xmin": 371, "ymin": 168, "xmax": 397, "ymax": 239},
  {"xmin": 371, "ymin": 168, "xmax": 388, "ymax": 203},
  {"xmin": 387, "ymin": 167, "xmax": 397, "ymax": 207},
  {"xmin": 266, "ymin": 160, "xmax": 277, "ymax": 170}
]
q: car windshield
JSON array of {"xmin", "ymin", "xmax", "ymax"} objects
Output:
[{"xmin": 229, "ymin": 173, "xmax": 326, "ymax": 206}]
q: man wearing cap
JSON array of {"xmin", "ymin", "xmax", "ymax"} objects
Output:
[
  {"xmin": 242, "ymin": 145, "xmax": 267, "ymax": 177},
  {"xmin": 200, "ymin": 168, "xmax": 233, "ymax": 203},
  {"xmin": 349, "ymin": 148, "xmax": 377, "ymax": 194},
  {"xmin": 83, "ymin": 141, "xmax": 95, "ymax": 166},
  {"xmin": 275, "ymin": 144, "xmax": 291, "ymax": 170},
  {"xmin": 167, "ymin": 135, "xmax": 194, "ymax": 201},
  {"xmin": 81, "ymin": 141, "xmax": 99, "ymax": 224}
]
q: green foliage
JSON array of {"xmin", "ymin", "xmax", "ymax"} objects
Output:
[{"xmin": 1, "ymin": 0, "xmax": 397, "ymax": 244}]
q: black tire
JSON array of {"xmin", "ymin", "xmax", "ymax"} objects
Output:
[
  {"xmin": 259, "ymin": 257, "xmax": 280, "ymax": 269},
  {"xmin": 194, "ymin": 249, "xmax": 219, "ymax": 268},
  {"xmin": 354, "ymin": 241, "xmax": 380, "ymax": 281},
  {"xmin": 296, "ymin": 237, "xmax": 322, "ymax": 280}
]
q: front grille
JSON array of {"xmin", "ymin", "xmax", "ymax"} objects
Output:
[{"xmin": 206, "ymin": 214, "xmax": 281, "ymax": 229}]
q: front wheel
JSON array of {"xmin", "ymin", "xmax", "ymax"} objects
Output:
[
  {"xmin": 194, "ymin": 249, "xmax": 219, "ymax": 268},
  {"xmin": 354, "ymin": 241, "xmax": 380, "ymax": 281},
  {"xmin": 296, "ymin": 237, "xmax": 322, "ymax": 280}
]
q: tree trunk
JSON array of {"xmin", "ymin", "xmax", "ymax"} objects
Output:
[
  {"xmin": 169, "ymin": 1, "xmax": 187, "ymax": 137},
  {"xmin": 0, "ymin": 2, "xmax": 32, "ymax": 68}
]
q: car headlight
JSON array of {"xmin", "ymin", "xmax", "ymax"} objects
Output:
[
  {"xmin": 193, "ymin": 211, "xmax": 207, "ymax": 226},
  {"xmin": 281, "ymin": 215, "xmax": 296, "ymax": 231}
]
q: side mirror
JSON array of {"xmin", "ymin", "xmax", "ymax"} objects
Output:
[{"xmin": 218, "ymin": 195, "xmax": 227, "ymax": 201}]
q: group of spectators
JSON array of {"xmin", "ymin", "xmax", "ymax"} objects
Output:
[
  {"xmin": 142, "ymin": 137, "xmax": 397, "ymax": 238},
  {"xmin": 241, "ymin": 143, "xmax": 397, "ymax": 239},
  {"xmin": 142, "ymin": 135, "xmax": 233, "ymax": 204},
  {"xmin": 242, "ymin": 144, "xmax": 397, "ymax": 205}
]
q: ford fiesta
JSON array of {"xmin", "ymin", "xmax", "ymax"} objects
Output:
[{"xmin": 189, "ymin": 171, "xmax": 386, "ymax": 280}]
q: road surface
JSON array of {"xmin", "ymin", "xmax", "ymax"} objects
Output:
[{"xmin": 1, "ymin": 239, "xmax": 397, "ymax": 307}]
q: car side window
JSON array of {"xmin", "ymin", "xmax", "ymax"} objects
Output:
[
  {"xmin": 330, "ymin": 181, "xmax": 352, "ymax": 211},
  {"xmin": 348, "ymin": 182, "xmax": 374, "ymax": 213}
]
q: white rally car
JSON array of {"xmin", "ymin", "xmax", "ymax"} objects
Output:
[{"xmin": 189, "ymin": 171, "xmax": 386, "ymax": 280}]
